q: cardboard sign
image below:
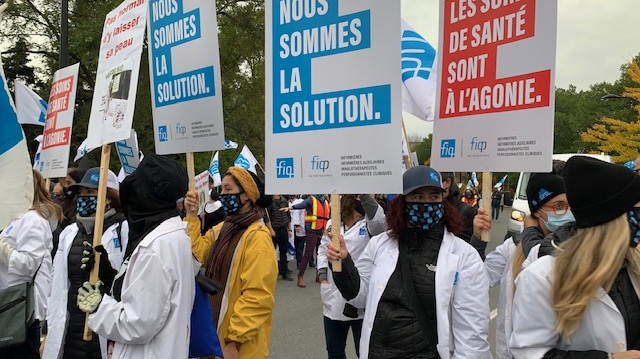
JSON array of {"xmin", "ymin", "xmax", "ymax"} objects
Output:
[
  {"xmin": 115, "ymin": 129, "xmax": 140, "ymax": 176},
  {"xmin": 431, "ymin": 0, "xmax": 557, "ymax": 172},
  {"xmin": 148, "ymin": 0, "xmax": 225, "ymax": 154},
  {"xmin": 39, "ymin": 63, "xmax": 80, "ymax": 178},
  {"xmin": 86, "ymin": 0, "xmax": 147, "ymax": 148},
  {"xmin": 194, "ymin": 170, "xmax": 210, "ymax": 214},
  {"xmin": 265, "ymin": 0, "xmax": 402, "ymax": 194}
]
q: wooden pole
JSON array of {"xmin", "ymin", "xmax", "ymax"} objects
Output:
[
  {"xmin": 481, "ymin": 171, "xmax": 492, "ymax": 242},
  {"xmin": 45, "ymin": 178, "xmax": 51, "ymax": 193},
  {"xmin": 402, "ymin": 119, "xmax": 412, "ymax": 169},
  {"xmin": 186, "ymin": 152, "xmax": 196, "ymax": 191},
  {"xmin": 330, "ymin": 193, "xmax": 342, "ymax": 272},
  {"xmin": 83, "ymin": 144, "xmax": 111, "ymax": 340}
]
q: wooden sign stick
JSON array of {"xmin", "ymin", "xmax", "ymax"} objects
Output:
[
  {"xmin": 186, "ymin": 152, "xmax": 196, "ymax": 191},
  {"xmin": 481, "ymin": 171, "xmax": 492, "ymax": 242},
  {"xmin": 83, "ymin": 144, "xmax": 112, "ymax": 340},
  {"xmin": 330, "ymin": 193, "xmax": 342, "ymax": 272}
]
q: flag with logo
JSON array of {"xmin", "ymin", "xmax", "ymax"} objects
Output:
[
  {"xmin": 494, "ymin": 175, "xmax": 507, "ymax": 188},
  {"xmin": 224, "ymin": 140, "xmax": 238, "ymax": 149},
  {"xmin": 15, "ymin": 80, "xmax": 48, "ymax": 126},
  {"xmin": 467, "ymin": 171, "xmax": 479, "ymax": 189},
  {"xmin": 74, "ymin": 137, "xmax": 97, "ymax": 162},
  {"xmin": 234, "ymin": 145, "xmax": 259, "ymax": 174},
  {"xmin": 209, "ymin": 151, "xmax": 221, "ymax": 186},
  {"xmin": 401, "ymin": 19, "xmax": 437, "ymax": 121},
  {"xmin": 33, "ymin": 134, "xmax": 43, "ymax": 170}
]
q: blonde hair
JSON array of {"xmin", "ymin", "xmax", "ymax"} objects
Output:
[
  {"xmin": 511, "ymin": 242, "xmax": 526, "ymax": 295},
  {"xmin": 552, "ymin": 214, "xmax": 640, "ymax": 337},
  {"xmin": 32, "ymin": 169, "xmax": 64, "ymax": 222}
]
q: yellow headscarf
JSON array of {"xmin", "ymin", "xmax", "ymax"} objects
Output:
[{"xmin": 227, "ymin": 167, "xmax": 260, "ymax": 203}]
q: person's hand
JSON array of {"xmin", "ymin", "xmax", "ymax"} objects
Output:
[
  {"xmin": 77, "ymin": 281, "xmax": 104, "ymax": 314},
  {"xmin": 269, "ymin": 228, "xmax": 276, "ymax": 237},
  {"xmin": 223, "ymin": 342, "xmax": 240, "ymax": 359},
  {"xmin": 184, "ymin": 191, "xmax": 199, "ymax": 217},
  {"xmin": 0, "ymin": 238, "xmax": 14, "ymax": 264},
  {"xmin": 81, "ymin": 242, "xmax": 117, "ymax": 288},
  {"xmin": 279, "ymin": 206, "xmax": 291, "ymax": 212},
  {"xmin": 473, "ymin": 207, "xmax": 492, "ymax": 238},
  {"xmin": 612, "ymin": 351, "xmax": 640, "ymax": 359},
  {"xmin": 523, "ymin": 214, "xmax": 540, "ymax": 229},
  {"xmin": 320, "ymin": 280, "xmax": 329, "ymax": 284},
  {"xmin": 326, "ymin": 233, "xmax": 348, "ymax": 260}
]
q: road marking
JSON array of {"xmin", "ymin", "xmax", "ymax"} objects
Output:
[{"xmin": 490, "ymin": 309, "xmax": 498, "ymax": 320}]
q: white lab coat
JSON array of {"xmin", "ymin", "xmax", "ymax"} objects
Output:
[
  {"xmin": 88, "ymin": 216, "xmax": 195, "ymax": 359},
  {"xmin": 318, "ymin": 205, "xmax": 386, "ymax": 321},
  {"xmin": 43, "ymin": 219, "xmax": 129, "ymax": 359},
  {"xmin": 484, "ymin": 237, "xmax": 517, "ymax": 359},
  {"xmin": 349, "ymin": 229, "xmax": 492, "ymax": 359},
  {"xmin": 290, "ymin": 198, "xmax": 306, "ymax": 236},
  {"xmin": 510, "ymin": 255, "xmax": 640, "ymax": 358},
  {"xmin": 0, "ymin": 210, "xmax": 52, "ymax": 321}
]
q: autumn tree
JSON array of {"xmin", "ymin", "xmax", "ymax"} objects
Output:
[{"xmin": 580, "ymin": 60, "xmax": 640, "ymax": 163}]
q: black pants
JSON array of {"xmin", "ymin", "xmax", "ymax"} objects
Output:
[
  {"xmin": 272, "ymin": 226, "xmax": 290, "ymax": 275},
  {"xmin": 0, "ymin": 320, "xmax": 40, "ymax": 359}
]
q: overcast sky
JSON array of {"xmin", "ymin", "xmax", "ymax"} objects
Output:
[{"xmin": 401, "ymin": 0, "xmax": 640, "ymax": 137}]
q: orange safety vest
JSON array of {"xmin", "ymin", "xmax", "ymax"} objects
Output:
[{"xmin": 304, "ymin": 196, "xmax": 330, "ymax": 230}]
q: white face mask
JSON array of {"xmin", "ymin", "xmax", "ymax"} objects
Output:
[{"xmin": 541, "ymin": 210, "xmax": 575, "ymax": 232}]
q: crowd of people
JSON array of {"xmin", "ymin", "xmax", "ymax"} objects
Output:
[{"xmin": 1, "ymin": 154, "xmax": 639, "ymax": 359}]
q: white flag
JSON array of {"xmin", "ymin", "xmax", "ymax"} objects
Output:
[
  {"xmin": 494, "ymin": 175, "xmax": 508, "ymax": 188},
  {"xmin": 234, "ymin": 145, "xmax": 258, "ymax": 174},
  {"xmin": 74, "ymin": 137, "xmax": 97, "ymax": 162},
  {"xmin": 209, "ymin": 151, "xmax": 222, "ymax": 186},
  {"xmin": 15, "ymin": 80, "xmax": 48, "ymax": 126},
  {"xmin": 401, "ymin": 19, "xmax": 437, "ymax": 121},
  {"xmin": 33, "ymin": 135, "xmax": 43, "ymax": 171},
  {"xmin": 224, "ymin": 140, "xmax": 239, "ymax": 149}
]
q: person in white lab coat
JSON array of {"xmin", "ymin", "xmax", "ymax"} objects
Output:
[
  {"xmin": 42, "ymin": 167, "xmax": 128, "ymax": 359},
  {"xmin": 0, "ymin": 169, "xmax": 62, "ymax": 359},
  {"xmin": 510, "ymin": 156, "xmax": 640, "ymax": 358},
  {"xmin": 317, "ymin": 194, "xmax": 386, "ymax": 359},
  {"xmin": 76, "ymin": 153, "xmax": 195, "ymax": 359},
  {"xmin": 326, "ymin": 166, "xmax": 492, "ymax": 359}
]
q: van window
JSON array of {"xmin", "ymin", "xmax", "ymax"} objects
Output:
[{"xmin": 518, "ymin": 173, "xmax": 531, "ymax": 200}]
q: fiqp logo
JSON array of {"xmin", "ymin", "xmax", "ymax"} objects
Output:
[
  {"xmin": 158, "ymin": 126, "xmax": 168, "ymax": 142},
  {"xmin": 401, "ymin": 29, "xmax": 437, "ymax": 82},
  {"xmin": 440, "ymin": 139, "xmax": 456, "ymax": 158},
  {"xmin": 276, "ymin": 158, "xmax": 294, "ymax": 179},
  {"xmin": 310, "ymin": 155, "xmax": 330, "ymax": 172},
  {"xmin": 470, "ymin": 137, "xmax": 487, "ymax": 153}
]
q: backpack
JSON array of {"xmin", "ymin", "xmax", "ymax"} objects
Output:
[{"xmin": 188, "ymin": 271, "xmax": 223, "ymax": 358}]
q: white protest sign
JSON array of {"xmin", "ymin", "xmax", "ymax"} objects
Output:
[
  {"xmin": 194, "ymin": 170, "xmax": 209, "ymax": 214},
  {"xmin": 115, "ymin": 129, "xmax": 140, "ymax": 176},
  {"xmin": 147, "ymin": 0, "xmax": 225, "ymax": 155},
  {"xmin": 431, "ymin": 0, "xmax": 557, "ymax": 172},
  {"xmin": 265, "ymin": 0, "xmax": 402, "ymax": 194},
  {"xmin": 39, "ymin": 63, "xmax": 80, "ymax": 178},
  {"xmin": 86, "ymin": 0, "xmax": 146, "ymax": 148}
]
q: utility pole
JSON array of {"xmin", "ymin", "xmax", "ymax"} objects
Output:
[{"xmin": 60, "ymin": 0, "xmax": 68, "ymax": 68}]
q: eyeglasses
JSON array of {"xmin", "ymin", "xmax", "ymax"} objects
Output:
[{"xmin": 541, "ymin": 202, "xmax": 570, "ymax": 215}]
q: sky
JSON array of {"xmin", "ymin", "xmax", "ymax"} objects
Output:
[{"xmin": 401, "ymin": 0, "xmax": 640, "ymax": 138}]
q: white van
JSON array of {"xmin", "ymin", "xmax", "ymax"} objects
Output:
[{"xmin": 506, "ymin": 153, "xmax": 612, "ymax": 239}]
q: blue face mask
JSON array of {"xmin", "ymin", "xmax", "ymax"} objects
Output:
[
  {"xmin": 541, "ymin": 210, "xmax": 575, "ymax": 232},
  {"xmin": 628, "ymin": 208, "xmax": 640, "ymax": 247},
  {"xmin": 404, "ymin": 202, "xmax": 444, "ymax": 231},
  {"xmin": 77, "ymin": 196, "xmax": 98, "ymax": 217},
  {"xmin": 220, "ymin": 193, "xmax": 244, "ymax": 215}
]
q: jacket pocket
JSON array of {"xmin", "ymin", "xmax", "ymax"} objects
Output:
[{"xmin": 320, "ymin": 283, "xmax": 334, "ymax": 311}]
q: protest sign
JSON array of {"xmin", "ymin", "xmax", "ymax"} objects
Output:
[
  {"xmin": 115, "ymin": 129, "xmax": 140, "ymax": 176},
  {"xmin": 431, "ymin": 0, "xmax": 557, "ymax": 172},
  {"xmin": 148, "ymin": 0, "xmax": 225, "ymax": 155},
  {"xmin": 85, "ymin": 0, "xmax": 146, "ymax": 148},
  {"xmin": 39, "ymin": 63, "xmax": 79, "ymax": 178},
  {"xmin": 265, "ymin": 0, "xmax": 402, "ymax": 195},
  {"xmin": 195, "ymin": 170, "xmax": 209, "ymax": 214}
]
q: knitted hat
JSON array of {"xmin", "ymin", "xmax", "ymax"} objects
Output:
[
  {"xmin": 564, "ymin": 156, "xmax": 640, "ymax": 228},
  {"xmin": 526, "ymin": 173, "xmax": 565, "ymax": 214},
  {"xmin": 227, "ymin": 167, "xmax": 260, "ymax": 203}
]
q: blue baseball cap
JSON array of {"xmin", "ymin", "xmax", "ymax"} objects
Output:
[
  {"xmin": 69, "ymin": 167, "xmax": 120, "ymax": 192},
  {"xmin": 402, "ymin": 166, "xmax": 444, "ymax": 195}
]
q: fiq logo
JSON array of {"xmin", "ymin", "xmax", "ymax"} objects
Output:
[
  {"xmin": 440, "ymin": 139, "xmax": 456, "ymax": 158},
  {"xmin": 175, "ymin": 123, "xmax": 187, "ymax": 137},
  {"xmin": 158, "ymin": 125, "xmax": 168, "ymax": 142},
  {"xmin": 470, "ymin": 137, "xmax": 487, "ymax": 152},
  {"xmin": 310, "ymin": 155, "xmax": 329, "ymax": 172},
  {"xmin": 276, "ymin": 158, "xmax": 294, "ymax": 179}
]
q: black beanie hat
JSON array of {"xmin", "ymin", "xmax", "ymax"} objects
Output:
[
  {"xmin": 526, "ymin": 173, "xmax": 566, "ymax": 214},
  {"xmin": 564, "ymin": 156, "xmax": 640, "ymax": 228}
]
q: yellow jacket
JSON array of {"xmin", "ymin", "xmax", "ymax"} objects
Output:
[{"xmin": 186, "ymin": 216, "xmax": 278, "ymax": 359}]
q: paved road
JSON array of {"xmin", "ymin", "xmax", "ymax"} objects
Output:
[{"xmin": 268, "ymin": 208, "xmax": 510, "ymax": 359}]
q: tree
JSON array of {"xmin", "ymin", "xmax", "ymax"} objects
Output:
[
  {"xmin": 414, "ymin": 134, "xmax": 433, "ymax": 165},
  {"xmin": 580, "ymin": 60, "xmax": 640, "ymax": 163}
]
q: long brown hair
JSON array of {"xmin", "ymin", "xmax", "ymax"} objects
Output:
[
  {"xmin": 386, "ymin": 194, "xmax": 464, "ymax": 240},
  {"xmin": 32, "ymin": 169, "xmax": 64, "ymax": 221}
]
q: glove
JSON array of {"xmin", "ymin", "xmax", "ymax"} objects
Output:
[
  {"xmin": 0, "ymin": 239, "xmax": 14, "ymax": 265},
  {"xmin": 77, "ymin": 281, "xmax": 104, "ymax": 314},
  {"xmin": 81, "ymin": 242, "xmax": 117, "ymax": 290}
]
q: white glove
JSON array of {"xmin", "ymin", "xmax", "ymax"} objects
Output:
[
  {"xmin": 77, "ymin": 281, "xmax": 103, "ymax": 313},
  {"xmin": 0, "ymin": 239, "xmax": 14, "ymax": 264}
]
